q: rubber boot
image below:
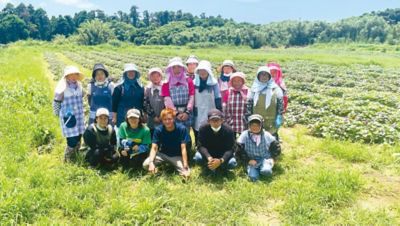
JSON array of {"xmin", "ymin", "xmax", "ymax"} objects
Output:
[{"xmin": 64, "ymin": 145, "xmax": 76, "ymax": 162}]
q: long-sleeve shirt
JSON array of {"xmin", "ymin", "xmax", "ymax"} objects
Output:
[{"xmin": 198, "ymin": 123, "xmax": 235, "ymax": 161}]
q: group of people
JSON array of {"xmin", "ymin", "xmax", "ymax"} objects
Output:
[{"xmin": 52, "ymin": 56, "xmax": 288, "ymax": 181}]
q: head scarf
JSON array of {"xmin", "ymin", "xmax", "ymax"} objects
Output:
[
  {"xmin": 250, "ymin": 66, "xmax": 280, "ymax": 109},
  {"xmin": 122, "ymin": 63, "xmax": 141, "ymax": 91},
  {"xmin": 165, "ymin": 57, "xmax": 188, "ymax": 88},
  {"xmin": 54, "ymin": 65, "xmax": 84, "ymax": 100},
  {"xmin": 267, "ymin": 62, "xmax": 287, "ymax": 91},
  {"xmin": 194, "ymin": 60, "xmax": 217, "ymax": 92},
  {"xmin": 146, "ymin": 67, "xmax": 164, "ymax": 89},
  {"xmin": 229, "ymin": 72, "xmax": 247, "ymax": 99}
]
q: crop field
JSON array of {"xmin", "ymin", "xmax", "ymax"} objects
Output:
[{"xmin": 0, "ymin": 41, "xmax": 399, "ymax": 224}]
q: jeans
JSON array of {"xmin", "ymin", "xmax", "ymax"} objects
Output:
[
  {"xmin": 247, "ymin": 158, "xmax": 273, "ymax": 181},
  {"xmin": 193, "ymin": 151, "xmax": 237, "ymax": 173}
]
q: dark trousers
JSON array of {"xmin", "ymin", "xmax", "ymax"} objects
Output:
[
  {"xmin": 86, "ymin": 148, "xmax": 119, "ymax": 167},
  {"xmin": 119, "ymin": 152, "xmax": 148, "ymax": 168},
  {"xmin": 66, "ymin": 135, "xmax": 82, "ymax": 147}
]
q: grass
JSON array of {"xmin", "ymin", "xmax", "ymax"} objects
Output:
[{"xmin": 0, "ymin": 43, "xmax": 399, "ymax": 224}]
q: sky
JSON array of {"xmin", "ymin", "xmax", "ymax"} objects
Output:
[{"xmin": 1, "ymin": 0, "xmax": 399, "ymax": 24}]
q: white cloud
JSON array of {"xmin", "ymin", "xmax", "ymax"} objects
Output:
[
  {"xmin": 39, "ymin": 2, "xmax": 47, "ymax": 8},
  {"xmin": 53, "ymin": 0, "xmax": 97, "ymax": 9},
  {"xmin": 0, "ymin": 0, "xmax": 12, "ymax": 7}
]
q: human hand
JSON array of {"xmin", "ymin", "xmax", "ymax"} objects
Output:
[
  {"xmin": 180, "ymin": 112, "xmax": 189, "ymax": 121},
  {"xmin": 249, "ymin": 159, "xmax": 257, "ymax": 166},
  {"xmin": 149, "ymin": 162, "xmax": 156, "ymax": 175},
  {"xmin": 121, "ymin": 150, "xmax": 128, "ymax": 157},
  {"xmin": 182, "ymin": 168, "xmax": 190, "ymax": 180},
  {"xmin": 132, "ymin": 145, "xmax": 139, "ymax": 152},
  {"xmin": 208, "ymin": 158, "xmax": 221, "ymax": 170}
]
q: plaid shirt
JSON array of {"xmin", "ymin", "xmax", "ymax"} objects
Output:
[
  {"xmin": 59, "ymin": 87, "xmax": 85, "ymax": 138},
  {"xmin": 225, "ymin": 87, "xmax": 248, "ymax": 133},
  {"xmin": 170, "ymin": 84, "xmax": 193, "ymax": 127}
]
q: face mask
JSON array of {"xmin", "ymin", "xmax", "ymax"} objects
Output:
[{"xmin": 211, "ymin": 126, "xmax": 221, "ymax": 132}]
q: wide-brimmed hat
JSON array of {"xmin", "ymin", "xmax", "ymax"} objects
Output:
[
  {"xmin": 217, "ymin": 60, "xmax": 237, "ymax": 73},
  {"xmin": 92, "ymin": 63, "xmax": 109, "ymax": 79},
  {"xmin": 63, "ymin": 65, "xmax": 84, "ymax": 81},
  {"xmin": 124, "ymin": 63, "xmax": 139, "ymax": 73},
  {"xmin": 229, "ymin": 72, "xmax": 246, "ymax": 86},
  {"xmin": 167, "ymin": 57, "xmax": 185, "ymax": 68},
  {"xmin": 148, "ymin": 67, "xmax": 163, "ymax": 76},
  {"xmin": 195, "ymin": 60, "xmax": 213, "ymax": 76},
  {"xmin": 185, "ymin": 55, "xmax": 199, "ymax": 65},
  {"xmin": 126, "ymin": 108, "xmax": 140, "ymax": 118}
]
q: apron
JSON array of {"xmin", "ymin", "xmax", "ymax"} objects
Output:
[
  {"xmin": 116, "ymin": 84, "xmax": 144, "ymax": 127},
  {"xmin": 253, "ymin": 90, "xmax": 277, "ymax": 134},
  {"xmin": 60, "ymin": 86, "xmax": 85, "ymax": 138},
  {"xmin": 170, "ymin": 84, "xmax": 193, "ymax": 127},
  {"xmin": 89, "ymin": 82, "xmax": 113, "ymax": 125},
  {"xmin": 194, "ymin": 87, "xmax": 216, "ymax": 131},
  {"xmin": 146, "ymin": 87, "xmax": 164, "ymax": 129}
]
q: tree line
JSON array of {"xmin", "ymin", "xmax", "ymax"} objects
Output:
[{"xmin": 1, "ymin": 3, "xmax": 400, "ymax": 48}]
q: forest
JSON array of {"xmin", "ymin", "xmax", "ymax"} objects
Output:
[{"xmin": 1, "ymin": 3, "xmax": 400, "ymax": 48}]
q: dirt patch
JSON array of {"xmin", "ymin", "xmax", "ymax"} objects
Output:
[
  {"xmin": 358, "ymin": 171, "xmax": 400, "ymax": 210},
  {"xmin": 248, "ymin": 200, "xmax": 284, "ymax": 225}
]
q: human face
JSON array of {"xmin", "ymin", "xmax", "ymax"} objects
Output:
[
  {"xmin": 126, "ymin": 71, "xmax": 136, "ymax": 79},
  {"xmin": 128, "ymin": 116, "xmax": 139, "ymax": 129},
  {"xmin": 172, "ymin": 65, "xmax": 183, "ymax": 75},
  {"xmin": 97, "ymin": 115, "xmax": 109, "ymax": 128},
  {"xmin": 150, "ymin": 72, "xmax": 162, "ymax": 85},
  {"xmin": 223, "ymin": 66, "xmax": 233, "ymax": 75},
  {"xmin": 249, "ymin": 122, "xmax": 262, "ymax": 134},
  {"xmin": 208, "ymin": 117, "xmax": 223, "ymax": 129},
  {"xmin": 258, "ymin": 72, "xmax": 270, "ymax": 83},
  {"xmin": 95, "ymin": 70, "xmax": 106, "ymax": 82},
  {"xmin": 198, "ymin": 69, "xmax": 209, "ymax": 81},
  {"xmin": 66, "ymin": 73, "xmax": 79, "ymax": 83},
  {"xmin": 187, "ymin": 63, "xmax": 197, "ymax": 73},
  {"xmin": 162, "ymin": 113, "xmax": 175, "ymax": 130},
  {"xmin": 270, "ymin": 69, "xmax": 278, "ymax": 78},
  {"xmin": 231, "ymin": 77, "xmax": 243, "ymax": 90}
]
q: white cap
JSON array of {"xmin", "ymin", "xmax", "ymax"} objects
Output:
[
  {"xmin": 96, "ymin": 108, "xmax": 109, "ymax": 117},
  {"xmin": 126, "ymin": 108, "xmax": 140, "ymax": 118}
]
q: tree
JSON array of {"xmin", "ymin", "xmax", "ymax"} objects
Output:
[
  {"xmin": 143, "ymin": 10, "xmax": 150, "ymax": 26},
  {"xmin": 110, "ymin": 21, "xmax": 136, "ymax": 41},
  {"xmin": 0, "ymin": 14, "xmax": 29, "ymax": 43},
  {"xmin": 76, "ymin": 19, "xmax": 116, "ymax": 45},
  {"xmin": 130, "ymin": 5, "xmax": 139, "ymax": 27}
]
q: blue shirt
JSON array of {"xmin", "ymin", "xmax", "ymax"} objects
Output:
[{"xmin": 152, "ymin": 122, "xmax": 191, "ymax": 157}]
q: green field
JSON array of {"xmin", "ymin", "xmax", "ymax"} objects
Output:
[{"xmin": 0, "ymin": 41, "xmax": 399, "ymax": 224}]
